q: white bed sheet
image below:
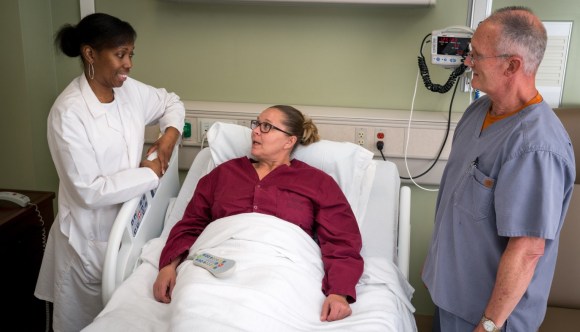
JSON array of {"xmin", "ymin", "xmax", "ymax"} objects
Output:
[{"xmin": 85, "ymin": 213, "xmax": 416, "ymax": 332}]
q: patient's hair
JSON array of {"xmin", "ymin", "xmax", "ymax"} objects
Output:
[
  {"xmin": 271, "ymin": 105, "xmax": 320, "ymax": 147},
  {"xmin": 55, "ymin": 13, "xmax": 136, "ymax": 58}
]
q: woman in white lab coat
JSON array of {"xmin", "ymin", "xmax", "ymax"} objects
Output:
[{"xmin": 34, "ymin": 13, "xmax": 185, "ymax": 332}]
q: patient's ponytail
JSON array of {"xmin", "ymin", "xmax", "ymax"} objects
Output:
[
  {"xmin": 301, "ymin": 117, "xmax": 320, "ymax": 146},
  {"xmin": 270, "ymin": 105, "xmax": 320, "ymax": 149}
]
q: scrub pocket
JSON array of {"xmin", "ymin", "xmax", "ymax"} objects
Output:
[{"xmin": 453, "ymin": 164, "xmax": 496, "ymax": 221}]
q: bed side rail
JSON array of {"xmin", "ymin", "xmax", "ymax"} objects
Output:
[
  {"xmin": 102, "ymin": 145, "xmax": 180, "ymax": 305},
  {"xmin": 397, "ymin": 186, "xmax": 411, "ymax": 280}
]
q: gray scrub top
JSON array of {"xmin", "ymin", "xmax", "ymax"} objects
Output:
[{"xmin": 422, "ymin": 96, "xmax": 575, "ymax": 331}]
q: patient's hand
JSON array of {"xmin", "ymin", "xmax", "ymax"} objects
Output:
[
  {"xmin": 320, "ymin": 294, "xmax": 352, "ymax": 322},
  {"xmin": 153, "ymin": 261, "xmax": 179, "ymax": 303}
]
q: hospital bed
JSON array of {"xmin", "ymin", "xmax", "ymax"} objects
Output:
[{"xmin": 84, "ymin": 122, "xmax": 417, "ymax": 332}]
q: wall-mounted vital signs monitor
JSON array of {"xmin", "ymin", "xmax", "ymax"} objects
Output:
[{"xmin": 431, "ymin": 26, "xmax": 473, "ymax": 68}]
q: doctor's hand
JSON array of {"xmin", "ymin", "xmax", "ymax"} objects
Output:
[
  {"xmin": 146, "ymin": 126, "xmax": 181, "ymax": 174},
  {"xmin": 140, "ymin": 158, "xmax": 163, "ymax": 177},
  {"xmin": 153, "ymin": 259, "xmax": 180, "ymax": 303},
  {"xmin": 320, "ymin": 294, "xmax": 352, "ymax": 322}
]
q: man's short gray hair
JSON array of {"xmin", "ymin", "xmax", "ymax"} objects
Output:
[{"xmin": 487, "ymin": 6, "xmax": 547, "ymax": 75}]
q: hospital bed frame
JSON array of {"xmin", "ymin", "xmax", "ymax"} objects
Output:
[{"xmin": 101, "ymin": 145, "xmax": 411, "ymax": 306}]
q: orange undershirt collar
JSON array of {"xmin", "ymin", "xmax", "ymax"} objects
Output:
[{"xmin": 481, "ymin": 93, "xmax": 543, "ymax": 131}]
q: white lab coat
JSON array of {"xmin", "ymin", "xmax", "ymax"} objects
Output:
[{"xmin": 35, "ymin": 74, "xmax": 184, "ymax": 332}]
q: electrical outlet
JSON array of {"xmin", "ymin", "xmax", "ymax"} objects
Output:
[
  {"xmin": 198, "ymin": 118, "xmax": 236, "ymax": 141},
  {"xmin": 370, "ymin": 127, "xmax": 387, "ymax": 158},
  {"xmin": 198, "ymin": 120, "xmax": 212, "ymax": 142},
  {"xmin": 374, "ymin": 127, "xmax": 386, "ymax": 153},
  {"xmin": 355, "ymin": 127, "xmax": 367, "ymax": 146}
]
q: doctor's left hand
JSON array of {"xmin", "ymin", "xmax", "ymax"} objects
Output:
[{"xmin": 146, "ymin": 126, "xmax": 181, "ymax": 174}]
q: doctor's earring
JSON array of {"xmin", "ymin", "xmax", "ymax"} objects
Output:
[{"xmin": 88, "ymin": 63, "xmax": 95, "ymax": 80}]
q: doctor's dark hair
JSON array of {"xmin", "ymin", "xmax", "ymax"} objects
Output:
[
  {"xmin": 55, "ymin": 13, "xmax": 136, "ymax": 58},
  {"xmin": 271, "ymin": 105, "xmax": 320, "ymax": 147}
]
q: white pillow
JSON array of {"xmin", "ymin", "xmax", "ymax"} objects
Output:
[
  {"xmin": 206, "ymin": 122, "xmax": 374, "ymax": 224},
  {"xmin": 292, "ymin": 140, "xmax": 374, "ymax": 223},
  {"xmin": 206, "ymin": 122, "xmax": 253, "ymax": 166}
]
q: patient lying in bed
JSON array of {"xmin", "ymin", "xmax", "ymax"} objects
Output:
[{"xmin": 153, "ymin": 105, "xmax": 363, "ymax": 322}]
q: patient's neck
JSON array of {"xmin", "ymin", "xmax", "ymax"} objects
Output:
[{"xmin": 253, "ymin": 159, "xmax": 291, "ymax": 180}]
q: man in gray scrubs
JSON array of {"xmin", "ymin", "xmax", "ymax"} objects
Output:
[{"xmin": 422, "ymin": 6, "xmax": 576, "ymax": 332}]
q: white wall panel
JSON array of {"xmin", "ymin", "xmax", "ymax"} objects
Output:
[{"xmin": 146, "ymin": 100, "xmax": 460, "ymax": 185}]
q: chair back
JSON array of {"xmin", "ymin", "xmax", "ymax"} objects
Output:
[{"xmin": 549, "ymin": 108, "xmax": 580, "ymax": 309}]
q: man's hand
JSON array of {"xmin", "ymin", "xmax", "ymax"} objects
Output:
[
  {"xmin": 479, "ymin": 236, "xmax": 545, "ymax": 329},
  {"xmin": 320, "ymin": 294, "xmax": 352, "ymax": 322}
]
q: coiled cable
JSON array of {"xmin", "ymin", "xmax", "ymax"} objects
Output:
[
  {"xmin": 28, "ymin": 202, "xmax": 51, "ymax": 332},
  {"xmin": 417, "ymin": 33, "xmax": 468, "ymax": 93},
  {"xmin": 397, "ymin": 32, "xmax": 467, "ymax": 185}
]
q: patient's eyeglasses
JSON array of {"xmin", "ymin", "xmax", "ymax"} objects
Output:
[{"xmin": 250, "ymin": 120, "xmax": 293, "ymax": 136}]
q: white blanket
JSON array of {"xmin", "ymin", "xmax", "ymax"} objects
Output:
[{"xmin": 85, "ymin": 213, "xmax": 416, "ymax": 332}]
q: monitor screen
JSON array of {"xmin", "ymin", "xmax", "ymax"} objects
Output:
[{"xmin": 436, "ymin": 36, "xmax": 470, "ymax": 56}]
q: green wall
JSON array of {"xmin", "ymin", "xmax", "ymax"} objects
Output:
[
  {"xmin": 96, "ymin": 0, "xmax": 475, "ymax": 111},
  {"xmin": 1, "ymin": 0, "xmax": 578, "ymax": 316},
  {"xmin": 0, "ymin": 0, "xmax": 58, "ymax": 191}
]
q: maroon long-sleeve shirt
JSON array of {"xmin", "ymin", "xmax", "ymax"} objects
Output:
[{"xmin": 159, "ymin": 157, "xmax": 364, "ymax": 302}]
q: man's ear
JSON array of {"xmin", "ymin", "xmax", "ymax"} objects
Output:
[{"xmin": 506, "ymin": 56, "xmax": 522, "ymax": 76}]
